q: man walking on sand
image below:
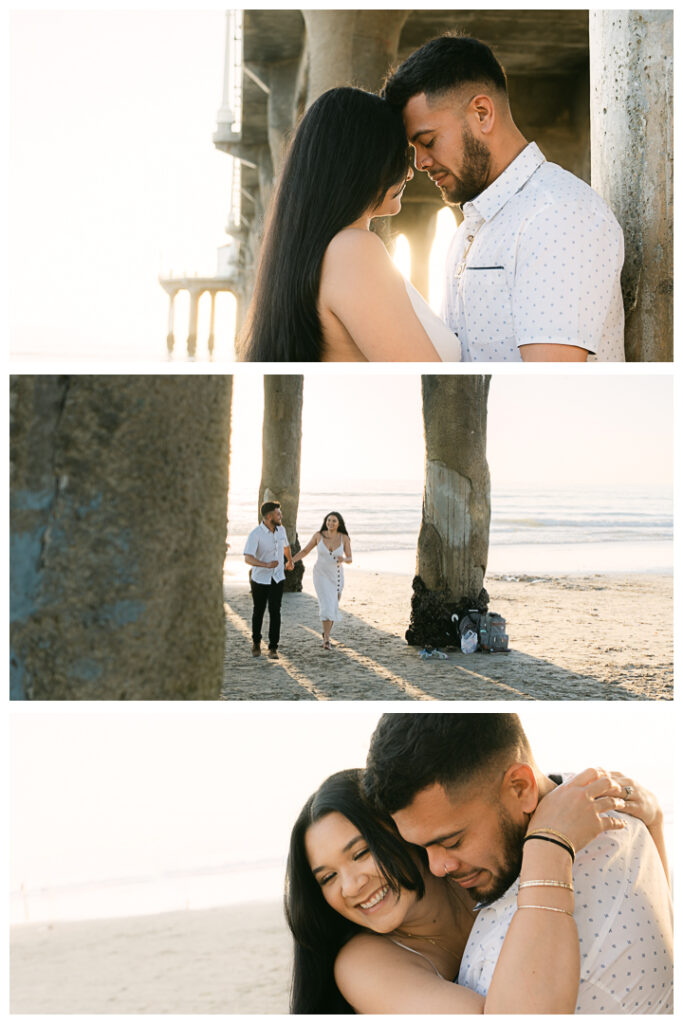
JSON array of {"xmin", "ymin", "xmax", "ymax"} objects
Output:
[
  {"xmin": 383, "ymin": 36, "xmax": 625, "ymax": 363},
  {"xmin": 365, "ymin": 713, "xmax": 672, "ymax": 1013},
  {"xmin": 244, "ymin": 500, "xmax": 293, "ymax": 659}
]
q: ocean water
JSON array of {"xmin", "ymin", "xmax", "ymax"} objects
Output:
[
  {"xmin": 226, "ymin": 481, "xmax": 673, "ymax": 579},
  {"xmin": 10, "ymin": 860, "xmax": 287, "ymax": 926},
  {"xmin": 12, "ymin": 814, "xmax": 673, "ymax": 925}
]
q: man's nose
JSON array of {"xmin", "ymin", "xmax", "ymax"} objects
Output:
[
  {"xmin": 414, "ymin": 147, "xmax": 432, "ymax": 171},
  {"xmin": 427, "ymin": 847, "xmax": 460, "ymax": 877}
]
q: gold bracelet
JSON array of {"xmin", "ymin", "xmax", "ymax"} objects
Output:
[
  {"xmin": 526, "ymin": 828, "xmax": 576, "ymax": 857},
  {"xmin": 516, "ymin": 904, "xmax": 574, "ymax": 916},
  {"xmin": 519, "ymin": 880, "xmax": 574, "ymax": 891}
]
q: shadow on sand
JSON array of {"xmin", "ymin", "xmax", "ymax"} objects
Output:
[{"xmin": 222, "ymin": 586, "xmax": 656, "ymax": 701}]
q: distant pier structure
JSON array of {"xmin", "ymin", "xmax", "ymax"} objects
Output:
[
  {"xmin": 160, "ymin": 10, "xmax": 244, "ymax": 358},
  {"xmin": 159, "ymin": 243, "xmax": 239, "ymax": 358},
  {"xmin": 169, "ymin": 9, "xmax": 672, "ymax": 359}
]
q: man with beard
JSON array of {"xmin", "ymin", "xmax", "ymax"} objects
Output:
[
  {"xmin": 383, "ymin": 36, "xmax": 625, "ymax": 362},
  {"xmin": 364, "ymin": 713, "xmax": 672, "ymax": 1014},
  {"xmin": 243, "ymin": 500, "xmax": 294, "ymax": 659}
]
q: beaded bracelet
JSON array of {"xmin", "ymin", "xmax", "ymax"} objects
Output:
[{"xmin": 522, "ymin": 833, "xmax": 575, "ymax": 863}]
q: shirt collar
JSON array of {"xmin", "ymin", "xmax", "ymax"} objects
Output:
[
  {"xmin": 463, "ymin": 141, "xmax": 545, "ymax": 223},
  {"xmin": 259, "ymin": 520, "xmax": 278, "ymax": 535}
]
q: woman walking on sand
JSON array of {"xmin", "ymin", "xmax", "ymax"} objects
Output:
[{"xmin": 293, "ymin": 513, "xmax": 352, "ymax": 649}]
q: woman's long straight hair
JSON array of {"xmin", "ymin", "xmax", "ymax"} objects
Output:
[
  {"xmin": 284, "ymin": 768, "xmax": 426, "ymax": 1014},
  {"xmin": 238, "ymin": 88, "xmax": 410, "ymax": 362}
]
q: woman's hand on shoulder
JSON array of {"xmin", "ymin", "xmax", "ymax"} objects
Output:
[
  {"xmin": 528, "ymin": 768, "xmax": 627, "ymax": 854},
  {"xmin": 607, "ymin": 771, "xmax": 663, "ymax": 829}
]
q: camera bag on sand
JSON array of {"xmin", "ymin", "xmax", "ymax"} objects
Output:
[
  {"xmin": 478, "ymin": 612, "xmax": 509, "ymax": 652},
  {"xmin": 458, "ymin": 610, "xmax": 509, "ymax": 653}
]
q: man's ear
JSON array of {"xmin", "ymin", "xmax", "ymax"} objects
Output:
[
  {"xmin": 468, "ymin": 93, "xmax": 496, "ymax": 135},
  {"xmin": 501, "ymin": 762, "xmax": 538, "ymax": 814}
]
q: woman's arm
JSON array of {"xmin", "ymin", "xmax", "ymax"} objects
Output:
[
  {"xmin": 341, "ymin": 536, "xmax": 352, "ymax": 564},
  {"xmin": 321, "ymin": 230, "xmax": 442, "ymax": 362},
  {"xmin": 291, "ymin": 533, "xmax": 319, "ymax": 564},
  {"xmin": 608, "ymin": 772, "xmax": 669, "ymax": 884},
  {"xmin": 484, "ymin": 767, "xmax": 626, "ymax": 1014}
]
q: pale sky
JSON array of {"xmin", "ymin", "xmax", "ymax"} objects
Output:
[
  {"xmin": 10, "ymin": 705, "xmax": 674, "ymax": 896},
  {"xmin": 228, "ymin": 373, "xmax": 673, "ymax": 491},
  {"xmin": 10, "ymin": 10, "xmax": 232, "ymax": 361}
]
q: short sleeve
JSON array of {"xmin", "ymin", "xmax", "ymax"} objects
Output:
[
  {"xmin": 512, "ymin": 201, "xmax": 624, "ymax": 352},
  {"xmin": 243, "ymin": 529, "xmax": 259, "ymax": 556}
]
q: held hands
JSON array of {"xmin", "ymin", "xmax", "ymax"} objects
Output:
[
  {"xmin": 527, "ymin": 768, "xmax": 627, "ymax": 856},
  {"xmin": 285, "ymin": 560, "xmax": 294, "ymax": 572}
]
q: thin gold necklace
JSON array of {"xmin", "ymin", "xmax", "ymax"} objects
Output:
[
  {"xmin": 392, "ymin": 878, "xmax": 472, "ymax": 961},
  {"xmin": 391, "ymin": 927, "xmax": 462, "ymax": 961}
]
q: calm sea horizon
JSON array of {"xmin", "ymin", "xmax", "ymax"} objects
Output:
[{"xmin": 226, "ymin": 480, "xmax": 673, "ymax": 579}]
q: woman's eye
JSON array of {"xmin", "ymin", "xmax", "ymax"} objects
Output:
[
  {"xmin": 319, "ymin": 872, "xmax": 335, "ymax": 886},
  {"xmin": 353, "ymin": 848, "xmax": 370, "ymax": 861}
]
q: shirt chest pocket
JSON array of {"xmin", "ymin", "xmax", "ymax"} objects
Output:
[{"xmin": 462, "ymin": 267, "xmax": 515, "ymax": 354}]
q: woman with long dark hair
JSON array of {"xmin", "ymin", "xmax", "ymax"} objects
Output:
[
  {"xmin": 292, "ymin": 513, "xmax": 352, "ymax": 649},
  {"xmin": 285, "ymin": 768, "xmax": 666, "ymax": 1014},
  {"xmin": 237, "ymin": 88, "xmax": 460, "ymax": 362}
]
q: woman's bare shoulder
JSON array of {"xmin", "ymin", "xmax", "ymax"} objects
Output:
[
  {"xmin": 335, "ymin": 929, "xmax": 439, "ymax": 976},
  {"xmin": 325, "ymin": 227, "xmax": 389, "ymax": 266},
  {"xmin": 334, "ymin": 931, "xmax": 459, "ymax": 1013}
]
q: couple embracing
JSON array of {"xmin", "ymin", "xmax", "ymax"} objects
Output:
[
  {"xmin": 240, "ymin": 35, "xmax": 625, "ymax": 363},
  {"xmin": 244, "ymin": 501, "xmax": 351, "ymax": 657},
  {"xmin": 286, "ymin": 714, "xmax": 672, "ymax": 1014}
]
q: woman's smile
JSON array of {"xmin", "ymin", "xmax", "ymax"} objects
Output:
[{"xmin": 356, "ymin": 884, "xmax": 391, "ymax": 912}]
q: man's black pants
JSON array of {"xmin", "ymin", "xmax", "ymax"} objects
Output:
[{"xmin": 250, "ymin": 578, "xmax": 285, "ymax": 650}]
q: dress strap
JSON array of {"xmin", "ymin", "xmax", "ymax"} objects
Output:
[{"xmin": 387, "ymin": 938, "xmax": 445, "ymax": 979}]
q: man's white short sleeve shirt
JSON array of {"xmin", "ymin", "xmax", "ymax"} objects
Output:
[
  {"xmin": 243, "ymin": 522, "xmax": 289, "ymax": 584},
  {"xmin": 441, "ymin": 143, "xmax": 625, "ymax": 362},
  {"xmin": 458, "ymin": 796, "xmax": 672, "ymax": 1013}
]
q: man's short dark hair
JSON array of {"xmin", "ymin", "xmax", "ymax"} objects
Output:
[
  {"xmin": 383, "ymin": 35, "xmax": 508, "ymax": 111},
  {"xmin": 364, "ymin": 713, "xmax": 530, "ymax": 814},
  {"xmin": 261, "ymin": 500, "xmax": 281, "ymax": 517}
]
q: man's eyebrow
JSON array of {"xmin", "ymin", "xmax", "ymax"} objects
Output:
[
  {"xmin": 311, "ymin": 834, "xmax": 364, "ymax": 874},
  {"xmin": 422, "ymin": 828, "xmax": 464, "ymax": 848},
  {"xmin": 408, "ymin": 128, "xmax": 435, "ymax": 144}
]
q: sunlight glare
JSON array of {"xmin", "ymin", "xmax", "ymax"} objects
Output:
[
  {"xmin": 392, "ymin": 233, "xmax": 411, "ymax": 280},
  {"xmin": 428, "ymin": 207, "xmax": 456, "ymax": 312}
]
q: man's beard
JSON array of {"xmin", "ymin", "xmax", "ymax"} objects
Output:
[
  {"xmin": 458, "ymin": 810, "xmax": 527, "ymax": 907},
  {"xmin": 441, "ymin": 125, "xmax": 491, "ymax": 206}
]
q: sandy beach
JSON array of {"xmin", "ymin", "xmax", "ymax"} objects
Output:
[
  {"xmin": 10, "ymin": 901, "xmax": 291, "ymax": 1014},
  {"xmin": 222, "ymin": 569, "xmax": 672, "ymax": 701}
]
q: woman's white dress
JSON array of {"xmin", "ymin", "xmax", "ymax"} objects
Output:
[
  {"xmin": 313, "ymin": 537, "xmax": 344, "ymax": 621},
  {"xmin": 404, "ymin": 279, "xmax": 461, "ymax": 361}
]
